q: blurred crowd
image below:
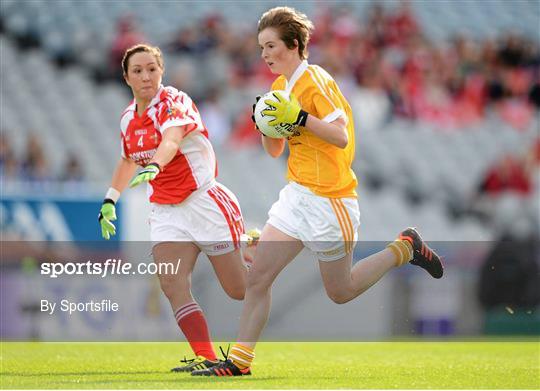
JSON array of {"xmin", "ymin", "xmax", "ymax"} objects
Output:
[
  {"xmin": 101, "ymin": 2, "xmax": 540, "ymax": 145},
  {"xmin": 478, "ymin": 141, "xmax": 540, "ymax": 198},
  {"xmin": 469, "ymin": 138, "xmax": 540, "ymax": 217},
  {"xmin": 311, "ymin": 2, "xmax": 540, "ymax": 130},
  {"xmin": 0, "ymin": 134, "xmax": 84, "ymax": 183},
  {"xmin": 2, "ymin": 2, "xmax": 539, "ymax": 184}
]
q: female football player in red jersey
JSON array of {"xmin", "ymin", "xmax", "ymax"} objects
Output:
[
  {"xmin": 98, "ymin": 44, "xmax": 257, "ymax": 373},
  {"xmin": 192, "ymin": 7, "xmax": 443, "ymax": 377}
]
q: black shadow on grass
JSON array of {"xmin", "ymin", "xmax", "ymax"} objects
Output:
[
  {"xmin": 44, "ymin": 376, "xmax": 286, "ymax": 386},
  {"xmin": 0, "ymin": 371, "xmax": 163, "ymax": 377},
  {"xmin": 2, "ymin": 371, "xmax": 287, "ymax": 384}
]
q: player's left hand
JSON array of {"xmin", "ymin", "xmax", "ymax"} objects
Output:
[
  {"xmin": 251, "ymin": 95, "xmax": 264, "ymax": 133},
  {"xmin": 129, "ymin": 163, "xmax": 160, "ymax": 188},
  {"xmin": 251, "ymin": 95, "xmax": 261, "ymax": 124},
  {"xmin": 263, "ymin": 92, "xmax": 308, "ymax": 127}
]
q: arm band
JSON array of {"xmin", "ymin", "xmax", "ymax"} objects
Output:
[
  {"xmin": 105, "ymin": 187, "xmax": 121, "ymax": 203},
  {"xmin": 147, "ymin": 162, "xmax": 162, "ymax": 172},
  {"xmin": 296, "ymin": 110, "xmax": 309, "ymax": 127}
]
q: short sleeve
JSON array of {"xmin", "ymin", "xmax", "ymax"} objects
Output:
[
  {"xmin": 120, "ymin": 131, "xmax": 128, "ymax": 159},
  {"xmin": 157, "ymin": 101, "xmax": 197, "ymax": 134},
  {"xmin": 271, "ymin": 76, "xmax": 286, "ymax": 92},
  {"xmin": 119, "ymin": 109, "xmax": 133, "ymax": 159},
  {"xmin": 311, "ymin": 90, "xmax": 346, "ymax": 124}
]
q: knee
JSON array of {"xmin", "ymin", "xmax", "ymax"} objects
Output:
[
  {"xmin": 246, "ymin": 272, "xmax": 273, "ymax": 296},
  {"xmin": 158, "ymin": 275, "xmax": 189, "ymax": 299},
  {"xmin": 326, "ymin": 289, "xmax": 352, "ymax": 305},
  {"xmin": 224, "ymin": 284, "xmax": 245, "ymax": 301}
]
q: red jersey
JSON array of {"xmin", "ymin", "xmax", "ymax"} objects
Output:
[{"xmin": 120, "ymin": 85, "xmax": 217, "ymax": 204}]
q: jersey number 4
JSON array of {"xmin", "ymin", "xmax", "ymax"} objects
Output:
[{"xmin": 137, "ymin": 135, "xmax": 144, "ymax": 147}]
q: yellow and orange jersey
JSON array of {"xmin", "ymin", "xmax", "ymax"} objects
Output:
[{"xmin": 271, "ymin": 60, "xmax": 357, "ymax": 198}]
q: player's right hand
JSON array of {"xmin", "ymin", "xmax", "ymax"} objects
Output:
[{"xmin": 98, "ymin": 199, "xmax": 117, "ymax": 240}]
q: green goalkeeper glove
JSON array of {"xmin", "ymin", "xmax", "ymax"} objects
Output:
[
  {"xmin": 262, "ymin": 92, "xmax": 308, "ymax": 127},
  {"xmin": 129, "ymin": 163, "xmax": 160, "ymax": 188},
  {"xmin": 98, "ymin": 199, "xmax": 117, "ymax": 240}
]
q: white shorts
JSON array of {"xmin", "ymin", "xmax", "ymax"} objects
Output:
[
  {"xmin": 267, "ymin": 182, "xmax": 360, "ymax": 261},
  {"xmin": 149, "ymin": 182, "xmax": 245, "ymax": 256}
]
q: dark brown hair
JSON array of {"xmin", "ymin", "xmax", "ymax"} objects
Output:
[
  {"xmin": 121, "ymin": 44, "xmax": 164, "ymax": 75},
  {"xmin": 257, "ymin": 7, "xmax": 314, "ymax": 60}
]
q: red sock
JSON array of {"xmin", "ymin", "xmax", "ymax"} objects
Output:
[{"xmin": 174, "ymin": 302, "xmax": 217, "ymax": 361}]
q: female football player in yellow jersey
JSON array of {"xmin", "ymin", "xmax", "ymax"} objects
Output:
[{"xmin": 192, "ymin": 6, "xmax": 443, "ymax": 377}]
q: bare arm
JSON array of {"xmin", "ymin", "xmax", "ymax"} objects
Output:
[
  {"xmin": 264, "ymin": 92, "xmax": 349, "ymax": 149},
  {"xmin": 260, "ymin": 115, "xmax": 347, "ymax": 157},
  {"xmin": 110, "ymin": 157, "xmax": 138, "ymax": 193},
  {"xmin": 262, "ymin": 136, "xmax": 286, "ymax": 158},
  {"xmin": 110, "ymin": 127, "xmax": 184, "ymax": 193},
  {"xmin": 149, "ymin": 126, "xmax": 185, "ymax": 169},
  {"xmin": 304, "ymin": 115, "xmax": 348, "ymax": 149}
]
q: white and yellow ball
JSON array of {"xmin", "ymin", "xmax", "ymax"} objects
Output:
[{"xmin": 253, "ymin": 90, "xmax": 297, "ymax": 138}]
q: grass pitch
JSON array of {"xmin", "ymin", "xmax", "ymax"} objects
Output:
[{"xmin": 1, "ymin": 341, "xmax": 538, "ymax": 389}]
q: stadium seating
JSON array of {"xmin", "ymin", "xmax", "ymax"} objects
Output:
[
  {"xmin": 1, "ymin": 1, "xmax": 538, "ymax": 244},
  {"xmin": 1, "ymin": 36, "xmax": 128, "ymax": 180},
  {"xmin": 2, "ymin": 3, "xmax": 539, "ymax": 346},
  {"xmin": 2, "ymin": 0, "xmax": 538, "ymax": 67}
]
